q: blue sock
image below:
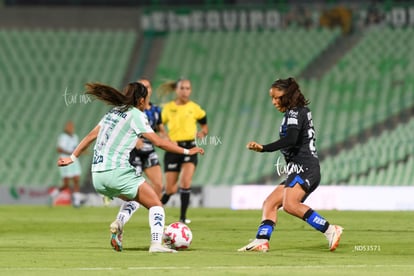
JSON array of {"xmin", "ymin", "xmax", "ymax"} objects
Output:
[
  {"xmin": 255, "ymin": 220, "xmax": 275, "ymax": 240},
  {"xmin": 303, "ymin": 209, "xmax": 330, "ymax": 233}
]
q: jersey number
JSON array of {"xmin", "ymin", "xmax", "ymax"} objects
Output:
[{"xmin": 308, "ymin": 128, "xmax": 317, "ymax": 157}]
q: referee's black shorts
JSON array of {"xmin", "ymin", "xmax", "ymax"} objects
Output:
[{"xmin": 164, "ymin": 140, "xmax": 198, "ymax": 172}]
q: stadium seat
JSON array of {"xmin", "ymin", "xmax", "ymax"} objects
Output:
[
  {"xmin": 321, "ymin": 117, "xmax": 414, "ymax": 185},
  {"xmin": 0, "ymin": 29, "xmax": 137, "ymax": 187}
]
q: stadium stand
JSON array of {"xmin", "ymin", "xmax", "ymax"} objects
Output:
[
  {"xmin": 0, "ymin": 29, "xmax": 137, "ymax": 187},
  {"xmin": 321, "ymin": 117, "xmax": 414, "ymax": 185},
  {"xmin": 1, "ymin": 11, "xmax": 413, "ymax": 189},
  {"xmin": 152, "ymin": 28, "xmax": 341, "ymax": 185},
  {"xmin": 151, "ymin": 26, "xmax": 414, "ymax": 186},
  {"xmin": 305, "ymin": 27, "xmax": 414, "ymax": 150}
]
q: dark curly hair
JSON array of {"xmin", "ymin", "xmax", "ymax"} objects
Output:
[{"xmin": 271, "ymin": 77, "xmax": 309, "ymax": 111}]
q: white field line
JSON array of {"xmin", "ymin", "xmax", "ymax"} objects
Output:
[{"xmin": 1, "ymin": 264, "xmax": 414, "ymax": 271}]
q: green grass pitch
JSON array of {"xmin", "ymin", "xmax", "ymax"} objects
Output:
[{"xmin": 0, "ymin": 206, "xmax": 413, "ymax": 275}]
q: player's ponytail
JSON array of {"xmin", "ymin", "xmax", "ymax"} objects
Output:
[
  {"xmin": 157, "ymin": 78, "xmax": 191, "ymax": 98},
  {"xmin": 157, "ymin": 80, "xmax": 177, "ymax": 97},
  {"xmin": 85, "ymin": 82, "xmax": 148, "ymax": 112}
]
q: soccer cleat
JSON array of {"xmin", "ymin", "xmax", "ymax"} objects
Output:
[
  {"xmin": 238, "ymin": 239, "xmax": 269, "ymax": 252},
  {"xmin": 110, "ymin": 219, "xmax": 123, "ymax": 252},
  {"xmin": 149, "ymin": 243, "xmax": 177, "ymax": 253},
  {"xmin": 327, "ymin": 225, "xmax": 343, "ymax": 251}
]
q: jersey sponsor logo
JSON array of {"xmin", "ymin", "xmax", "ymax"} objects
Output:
[
  {"xmin": 92, "ymin": 154, "xmax": 103, "ymax": 164},
  {"xmin": 168, "ymin": 163, "xmax": 178, "ymax": 169},
  {"xmin": 305, "ymin": 179, "xmax": 311, "ymax": 188},
  {"xmin": 287, "ymin": 117, "xmax": 298, "ymax": 125},
  {"xmin": 288, "ymin": 110, "xmax": 298, "ymax": 118},
  {"xmin": 109, "ymin": 109, "xmax": 127, "ymax": 119},
  {"xmin": 141, "ymin": 142, "xmax": 155, "ymax": 151}
]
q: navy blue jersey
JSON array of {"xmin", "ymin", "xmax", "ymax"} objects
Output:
[
  {"xmin": 137, "ymin": 103, "xmax": 162, "ymax": 152},
  {"xmin": 279, "ymin": 106, "xmax": 318, "ymax": 164},
  {"xmin": 144, "ymin": 103, "xmax": 162, "ymax": 131}
]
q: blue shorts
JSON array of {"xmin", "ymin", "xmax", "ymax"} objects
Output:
[{"xmin": 92, "ymin": 168, "xmax": 145, "ymax": 200}]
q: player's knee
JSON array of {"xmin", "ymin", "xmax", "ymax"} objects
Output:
[
  {"xmin": 152, "ymin": 179, "xmax": 163, "ymax": 190},
  {"xmin": 262, "ymin": 193, "xmax": 282, "ymax": 210},
  {"xmin": 180, "ymin": 182, "xmax": 191, "ymax": 190},
  {"xmin": 179, "ymin": 176, "xmax": 192, "ymax": 189},
  {"xmin": 283, "ymin": 200, "xmax": 301, "ymax": 216},
  {"xmin": 166, "ymin": 184, "xmax": 178, "ymax": 194}
]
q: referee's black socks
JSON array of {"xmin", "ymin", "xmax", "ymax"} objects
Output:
[{"xmin": 179, "ymin": 188, "xmax": 191, "ymax": 221}]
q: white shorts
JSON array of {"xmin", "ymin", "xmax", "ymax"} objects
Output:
[{"xmin": 59, "ymin": 160, "xmax": 81, "ymax": 178}]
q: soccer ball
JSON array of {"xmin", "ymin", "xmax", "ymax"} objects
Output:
[{"xmin": 163, "ymin": 222, "xmax": 192, "ymax": 250}]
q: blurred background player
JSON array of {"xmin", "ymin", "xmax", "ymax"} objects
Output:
[
  {"xmin": 57, "ymin": 82, "xmax": 204, "ymax": 253},
  {"xmin": 129, "ymin": 78, "xmax": 166, "ymax": 199},
  {"xmin": 159, "ymin": 79, "xmax": 208, "ymax": 224},
  {"xmin": 238, "ymin": 77, "xmax": 343, "ymax": 252},
  {"xmin": 51, "ymin": 121, "xmax": 82, "ymax": 207}
]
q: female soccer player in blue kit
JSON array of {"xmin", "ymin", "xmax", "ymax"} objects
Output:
[
  {"xmin": 238, "ymin": 78, "xmax": 343, "ymax": 252},
  {"xmin": 129, "ymin": 78, "xmax": 166, "ymax": 199}
]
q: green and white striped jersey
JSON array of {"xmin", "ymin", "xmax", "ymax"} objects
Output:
[{"xmin": 92, "ymin": 107, "xmax": 153, "ymax": 172}]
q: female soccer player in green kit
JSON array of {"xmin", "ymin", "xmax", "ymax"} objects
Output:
[{"xmin": 58, "ymin": 82, "xmax": 204, "ymax": 253}]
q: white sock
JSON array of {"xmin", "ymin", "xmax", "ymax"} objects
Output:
[
  {"xmin": 116, "ymin": 201, "xmax": 140, "ymax": 226},
  {"xmin": 72, "ymin": 192, "xmax": 82, "ymax": 206},
  {"xmin": 50, "ymin": 188, "xmax": 60, "ymax": 198},
  {"xmin": 149, "ymin": 206, "xmax": 165, "ymax": 244}
]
